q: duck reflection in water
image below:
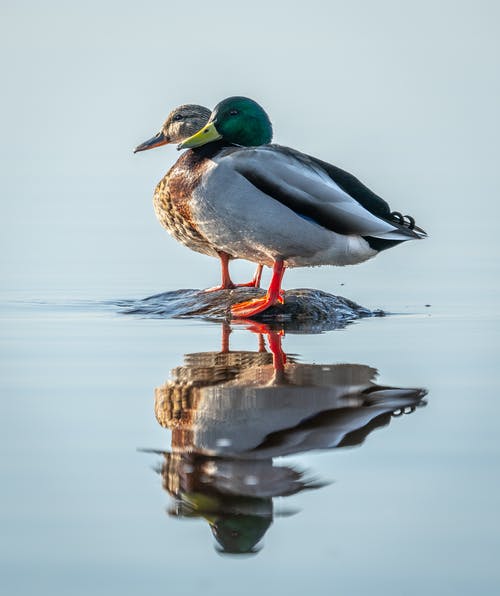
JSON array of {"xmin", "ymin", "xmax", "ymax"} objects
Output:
[{"xmin": 148, "ymin": 322, "xmax": 427, "ymax": 555}]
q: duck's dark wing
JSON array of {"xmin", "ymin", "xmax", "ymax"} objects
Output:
[
  {"xmin": 305, "ymin": 151, "xmax": 427, "ymax": 240},
  {"xmin": 221, "ymin": 145, "xmax": 423, "ymax": 240},
  {"xmin": 300, "ymin": 152, "xmax": 391, "ymax": 218}
]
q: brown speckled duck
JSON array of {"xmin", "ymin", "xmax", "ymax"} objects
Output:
[{"xmin": 134, "ymin": 104, "xmax": 263, "ymax": 290}]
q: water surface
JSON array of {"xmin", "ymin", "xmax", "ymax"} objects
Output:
[{"xmin": 1, "ymin": 294, "xmax": 499, "ymax": 595}]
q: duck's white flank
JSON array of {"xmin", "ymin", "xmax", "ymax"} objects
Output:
[{"xmin": 190, "ymin": 146, "xmax": 412, "ymax": 268}]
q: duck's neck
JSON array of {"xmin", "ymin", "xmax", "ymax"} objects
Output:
[{"xmin": 192, "ymin": 140, "xmax": 233, "ymax": 159}]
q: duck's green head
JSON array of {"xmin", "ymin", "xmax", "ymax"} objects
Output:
[{"xmin": 178, "ymin": 96, "xmax": 273, "ymax": 149}]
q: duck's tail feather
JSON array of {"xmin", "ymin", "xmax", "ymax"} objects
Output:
[
  {"xmin": 387, "ymin": 211, "xmax": 427, "ymax": 238},
  {"xmin": 363, "ymin": 216, "xmax": 426, "ymax": 251}
]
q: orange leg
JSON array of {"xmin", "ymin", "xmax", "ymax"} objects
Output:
[
  {"xmin": 205, "ymin": 255, "xmax": 264, "ymax": 292},
  {"xmin": 235, "ymin": 320, "xmax": 286, "ymax": 371},
  {"xmin": 220, "ymin": 321, "xmax": 231, "ymax": 353},
  {"xmin": 231, "ymin": 260, "xmax": 286, "ymax": 318},
  {"xmin": 205, "ymin": 252, "xmax": 235, "ymax": 292},
  {"xmin": 267, "ymin": 329, "xmax": 287, "ymax": 373},
  {"xmin": 257, "ymin": 333, "xmax": 267, "ymax": 353},
  {"xmin": 253, "ymin": 264, "xmax": 263, "ymax": 288}
]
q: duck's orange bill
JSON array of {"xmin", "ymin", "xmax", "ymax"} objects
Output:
[{"xmin": 133, "ymin": 131, "xmax": 168, "ymax": 153}]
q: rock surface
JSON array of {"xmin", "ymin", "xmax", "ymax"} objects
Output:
[{"xmin": 116, "ymin": 287, "xmax": 384, "ymax": 330}]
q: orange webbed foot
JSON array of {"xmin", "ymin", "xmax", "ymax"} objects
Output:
[
  {"xmin": 233, "ymin": 280, "xmax": 259, "ymax": 288},
  {"xmin": 231, "ymin": 260, "xmax": 285, "ymax": 318},
  {"xmin": 204, "ymin": 283, "xmax": 235, "ymax": 293},
  {"xmin": 231, "ymin": 295, "xmax": 279, "ymax": 318}
]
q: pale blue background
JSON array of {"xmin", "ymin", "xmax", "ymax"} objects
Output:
[
  {"xmin": 1, "ymin": 0, "xmax": 498, "ymax": 308},
  {"xmin": 1, "ymin": 1, "xmax": 499, "ymax": 595}
]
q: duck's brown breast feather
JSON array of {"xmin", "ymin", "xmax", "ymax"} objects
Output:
[{"xmin": 153, "ymin": 151, "xmax": 217, "ymax": 257}]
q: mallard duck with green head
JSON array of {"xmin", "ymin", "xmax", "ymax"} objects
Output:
[
  {"xmin": 134, "ymin": 104, "xmax": 263, "ymax": 290},
  {"xmin": 174, "ymin": 96, "xmax": 426, "ymax": 318}
]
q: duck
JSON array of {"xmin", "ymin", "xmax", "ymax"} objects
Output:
[
  {"xmin": 174, "ymin": 96, "xmax": 427, "ymax": 318},
  {"xmin": 134, "ymin": 104, "xmax": 263, "ymax": 290}
]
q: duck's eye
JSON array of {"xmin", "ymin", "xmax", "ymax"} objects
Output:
[
  {"xmin": 229, "ymin": 109, "xmax": 239, "ymax": 116},
  {"xmin": 173, "ymin": 114, "xmax": 184, "ymax": 121}
]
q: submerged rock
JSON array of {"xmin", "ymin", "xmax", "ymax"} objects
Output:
[{"xmin": 116, "ymin": 287, "xmax": 384, "ymax": 329}]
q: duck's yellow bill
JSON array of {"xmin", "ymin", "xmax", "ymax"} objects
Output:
[{"xmin": 177, "ymin": 122, "xmax": 222, "ymax": 150}]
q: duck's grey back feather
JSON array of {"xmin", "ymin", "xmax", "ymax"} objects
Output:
[{"xmin": 217, "ymin": 145, "xmax": 423, "ymax": 241}]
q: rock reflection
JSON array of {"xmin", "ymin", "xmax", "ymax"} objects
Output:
[{"xmin": 148, "ymin": 322, "xmax": 426, "ymax": 555}]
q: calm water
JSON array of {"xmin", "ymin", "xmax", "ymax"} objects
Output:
[{"xmin": 1, "ymin": 291, "xmax": 499, "ymax": 595}]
